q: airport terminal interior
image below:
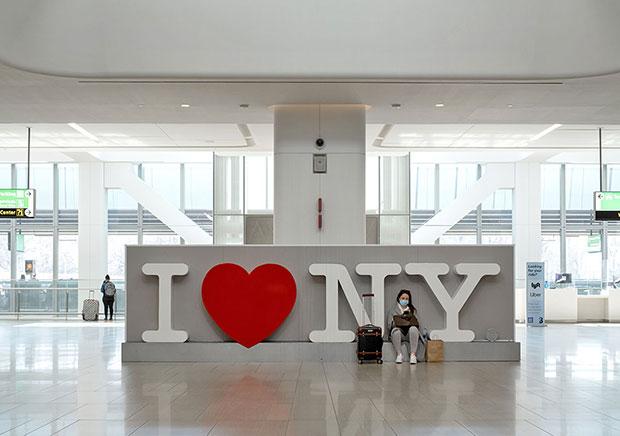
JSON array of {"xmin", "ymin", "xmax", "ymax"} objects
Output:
[{"xmin": 2, "ymin": 1, "xmax": 620, "ymax": 435}]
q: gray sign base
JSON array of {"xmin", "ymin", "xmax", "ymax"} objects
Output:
[{"xmin": 122, "ymin": 341, "xmax": 520, "ymax": 362}]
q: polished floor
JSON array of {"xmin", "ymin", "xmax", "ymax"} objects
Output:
[{"xmin": 0, "ymin": 322, "xmax": 619, "ymax": 436}]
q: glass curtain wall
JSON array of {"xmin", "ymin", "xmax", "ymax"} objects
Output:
[{"xmin": 0, "ymin": 163, "xmax": 80, "ymax": 314}]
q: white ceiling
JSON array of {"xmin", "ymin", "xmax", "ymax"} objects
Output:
[{"xmin": 3, "ymin": 63, "xmax": 620, "ymax": 126}]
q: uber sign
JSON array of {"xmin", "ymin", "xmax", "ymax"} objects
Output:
[{"xmin": 139, "ymin": 261, "xmax": 500, "ymax": 347}]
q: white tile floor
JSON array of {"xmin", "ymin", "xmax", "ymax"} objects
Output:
[{"xmin": 0, "ymin": 321, "xmax": 619, "ymax": 435}]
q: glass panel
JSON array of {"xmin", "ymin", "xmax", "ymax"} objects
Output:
[
  {"xmin": 107, "ymin": 234, "xmax": 137, "ymax": 280},
  {"xmin": 608, "ymin": 165, "xmax": 620, "ymax": 191},
  {"xmin": 58, "ymin": 164, "xmax": 79, "ymax": 209},
  {"xmin": 15, "ymin": 234, "xmax": 53, "ymax": 280},
  {"xmin": 566, "ymin": 164, "xmax": 598, "ymax": 210},
  {"xmin": 439, "ymin": 234, "xmax": 477, "ymax": 244},
  {"xmin": 143, "ymin": 234, "xmax": 181, "ymax": 245},
  {"xmin": 380, "ymin": 155, "xmax": 409, "ymax": 215},
  {"xmin": 410, "ymin": 163, "xmax": 435, "ymax": 210},
  {"xmin": 58, "ymin": 234, "xmax": 78, "ymax": 280},
  {"xmin": 214, "ymin": 215, "xmax": 244, "ymax": 245},
  {"xmin": 541, "ymin": 164, "xmax": 561, "ymax": 210},
  {"xmin": 214, "ymin": 155, "xmax": 243, "ymax": 214},
  {"xmin": 481, "ymin": 234, "xmax": 512, "ymax": 244},
  {"xmin": 566, "ymin": 234, "xmax": 602, "ymax": 295},
  {"xmin": 0, "ymin": 164, "xmax": 11, "ymax": 187},
  {"xmin": 366, "ymin": 154, "xmax": 379, "ymax": 214},
  {"xmin": 108, "ymin": 189, "xmax": 137, "ymax": 210},
  {"xmin": 380, "ymin": 215, "xmax": 410, "ymax": 245},
  {"xmin": 541, "ymin": 234, "xmax": 561, "ymax": 282},
  {"xmin": 16, "ymin": 164, "xmax": 53, "ymax": 210},
  {"xmin": 482, "ymin": 189, "xmax": 512, "ymax": 210},
  {"xmin": 185, "ymin": 160, "xmax": 214, "ymax": 210},
  {"xmin": 607, "ymin": 234, "xmax": 620, "ymax": 289},
  {"xmin": 438, "ymin": 164, "xmax": 477, "ymax": 209},
  {"xmin": 245, "ymin": 155, "xmax": 273, "ymax": 214},
  {"xmin": 142, "ymin": 164, "xmax": 181, "ymax": 208},
  {"xmin": 0, "ymin": 232, "xmax": 9, "ymax": 280}
]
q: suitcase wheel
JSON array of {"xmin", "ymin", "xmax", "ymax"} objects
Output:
[{"xmin": 377, "ymin": 359, "xmax": 383, "ymax": 364}]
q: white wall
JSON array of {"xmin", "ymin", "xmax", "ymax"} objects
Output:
[{"xmin": 274, "ymin": 105, "xmax": 366, "ymax": 244}]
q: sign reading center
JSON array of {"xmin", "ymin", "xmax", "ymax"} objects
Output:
[{"xmin": 0, "ymin": 189, "xmax": 35, "ymax": 218}]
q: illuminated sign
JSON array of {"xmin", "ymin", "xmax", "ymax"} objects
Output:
[
  {"xmin": 0, "ymin": 189, "xmax": 35, "ymax": 218},
  {"xmin": 594, "ymin": 191, "xmax": 620, "ymax": 221}
]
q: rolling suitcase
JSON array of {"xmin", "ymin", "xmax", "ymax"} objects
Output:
[
  {"xmin": 357, "ymin": 293, "xmax": 383, "ymax": 364},
  {"xmin": 82, "ymin": 290, "xmax": 99, "ymax": 321}
]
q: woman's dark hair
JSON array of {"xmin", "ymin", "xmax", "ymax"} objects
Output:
[
  {"xmin": 105, "ymin": 274, "xmax": 110, "ymax": 281},
  {"xmin": 396, "ymin": 289, "xmax": 416, "ymax": 313}
]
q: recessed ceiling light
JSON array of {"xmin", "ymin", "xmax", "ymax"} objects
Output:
[
  {"xmin": 435, "ymin": 103, "xmax": 445, "ymax": 108},
  {"xmin": 137, "ymin": 104, "xmax": 145, "ymax": 108},
  {"xmin": 391, "ymin": 103, "xmax": 401, "ymax": 109},
  {"xmin": 530, "ymin": 124, "xmax": 562, "ymax": 142},
  {"xmin": 67, "ymin": 123, "xmax": 99, "ymax": 142},
  {"xmin": 240, "ymin": 104, "xmax": 250, "ymax": 109},
  {"xmin": 180, "ymin": 104, "xmax": 191, "ymax": 108},
  {"xmin": 507, "ymin": 104, "xmax": 514, "ymax": 108}
]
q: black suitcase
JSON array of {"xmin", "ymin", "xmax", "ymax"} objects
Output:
[{"xmin": 357, "ymin": 293, "xmax": 383, "ymax": 364}]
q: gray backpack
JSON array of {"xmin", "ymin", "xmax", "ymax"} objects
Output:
[{"xmin": 104, "ymin": 281, "xmax": 116, "ymax": 297}]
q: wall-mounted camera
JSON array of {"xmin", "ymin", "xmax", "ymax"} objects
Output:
[{"xmin": 315, "ymin": 138, "xmax": 325, "ymax": 149}]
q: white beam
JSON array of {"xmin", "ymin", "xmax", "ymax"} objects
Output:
[
  {"xmin": 411, "ymin": 164, "xmax": 515, "ymax": 244},
  {"xmin": 105, "ymin": 163, "xmax": 211, "ymax": 244}
]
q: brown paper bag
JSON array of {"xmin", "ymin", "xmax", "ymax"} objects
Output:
[{"xmin": 425, "ymin": 340, "xmax": 444, "ymax": 362}]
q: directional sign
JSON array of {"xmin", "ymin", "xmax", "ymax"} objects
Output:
[
  {"xmin": 0, "ymin": 189, "xmax": 36, "ymax": 218},
  {"xmin": 594, "ymin": 191, "xmax": 620, "ymax": 221}
]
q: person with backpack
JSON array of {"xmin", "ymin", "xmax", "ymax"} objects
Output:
[{"xmin": 100, "ymin": 274, "xmax": 116, "ymax": 320}]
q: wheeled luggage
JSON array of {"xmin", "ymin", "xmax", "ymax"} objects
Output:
[
  {"xmin": 357, "ymin": 293, "xmax": 383, "ymax": 364},
  {"xmin": 82, "ymin": 290, "xmax": 99, "ymax": 321}
]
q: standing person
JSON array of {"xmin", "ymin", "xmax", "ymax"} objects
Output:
[
  {"xmin": 100, "ymin": 275, "xmax": 116, "ymax": 321},
  {"xmin": 385, "ymin": 289, "xmax": 421, "ymax": 364}
]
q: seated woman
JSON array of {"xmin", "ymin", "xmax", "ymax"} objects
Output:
[{"xmin": 386, "ymin": 289, "xmax": 421, "ymax": 364}]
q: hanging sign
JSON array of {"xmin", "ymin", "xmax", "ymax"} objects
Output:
[
  {"xmin": 526, "ymin": 262, "xmax": 545, "ymax": 327},
  {"xmin": 0, "ymin": 189, "xmax": 36, "ymax": 218},
  {"xmin": 594, "ymin": 192, "xmax": 620, "ymax": 221}
]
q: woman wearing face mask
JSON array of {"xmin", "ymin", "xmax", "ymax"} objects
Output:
[{"xmin": 386, "ymin": 289, "xmax": 420, "ymax": 364}]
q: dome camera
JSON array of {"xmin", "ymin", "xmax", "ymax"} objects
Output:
[{"xmin": 315, "ymin": 138, "xmax": 325, "ymax": 148}]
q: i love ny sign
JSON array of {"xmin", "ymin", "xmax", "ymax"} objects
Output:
[{"xmin": 140, "ymin": 261, "xmax": 500, "ymax": 347}]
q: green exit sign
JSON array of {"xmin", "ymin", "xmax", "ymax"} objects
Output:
[{"xmin": 0, "ymin": 189, "xmax": 36, "ymax": 218}]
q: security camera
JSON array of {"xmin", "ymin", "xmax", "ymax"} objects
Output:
[{"xmin": 315, "ymin": 138, "xmax": 325, "ymax": 148}]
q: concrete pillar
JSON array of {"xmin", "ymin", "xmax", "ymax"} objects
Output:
[
  {"xmin": 513, "ymin": 162, "xmax": 542, "ymax": 290},
  {"xmin": 273, "ymin": 105, "xmax": 366, "ymax": 244},
  {"xmin": 78, "ymin": 160, "xmax": 108, "ymax": 309}
]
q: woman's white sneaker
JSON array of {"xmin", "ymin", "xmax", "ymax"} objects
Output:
[
  {"xmin": 410, "ymin": 353, "xmax": 417, "ymax": 364},
  {"xmin": 395, "ymin": 354, "xmax": 403, "ymax": 364}
]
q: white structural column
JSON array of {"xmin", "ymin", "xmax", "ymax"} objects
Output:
[
  {"xmin": 513, "ymin": 162, "xmax": 542, "ymax": 290},
  {"xmin": 411, "ymin": 164, "xmax": 515, "ymax": 244},
  {"xmin": 274, "ymin": 105, "xmax": 366, "ymax": 244},
  {"xmin": 78, "ymin": 160, "xmax": 108, "ymax": 308},
  {"xmin": 105, "ymin": 164, "xmax": 211, "ymax": 244}
]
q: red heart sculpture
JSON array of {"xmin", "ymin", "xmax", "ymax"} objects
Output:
[{"xmin": 201, "ymin": 263, "xmax": 297, "ymax": 348}]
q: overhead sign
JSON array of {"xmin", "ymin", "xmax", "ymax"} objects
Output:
[
  {"xmin": 526, "ymin": 262, "xmax": 545, "ymax": 327},
  {"xmin": 594, "ymin": 191, "xmax": 620, "ymax": 221},
  {"xmin": 0, "ymin": 189, "xmax": 35, "ymax": 218}
]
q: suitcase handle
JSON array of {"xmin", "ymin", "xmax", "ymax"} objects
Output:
[
  {"xmin": 362, "ymin": 293, "xmax": 374, "ymax": 298},
  {"xmin": 89, "ymin": 290, "xmax": 95, "ymax": 298}
]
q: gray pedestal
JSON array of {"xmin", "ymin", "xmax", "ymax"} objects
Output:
[{"xmin": 122, "ymin": 341, "xmax": 520, "ymax": 362}]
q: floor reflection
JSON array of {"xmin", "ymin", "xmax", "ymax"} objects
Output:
[{"xmin": 0, "ymin": 321, "xmax": 618, "ymax": 435}]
